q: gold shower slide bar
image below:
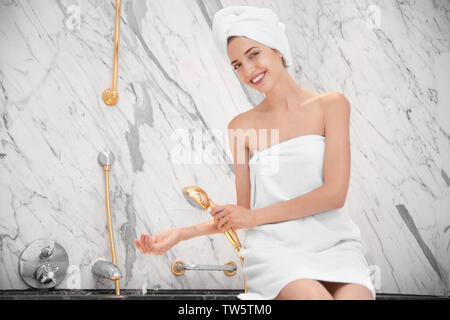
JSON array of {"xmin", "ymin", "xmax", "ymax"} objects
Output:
[{"xmin": 102, "ymin": 0, "xmax": 122, "ymax": 106}]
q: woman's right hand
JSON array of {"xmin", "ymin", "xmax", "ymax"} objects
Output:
[{"xmin": 134, "ymin": 228, "xmax": 183, "ymax": 256}]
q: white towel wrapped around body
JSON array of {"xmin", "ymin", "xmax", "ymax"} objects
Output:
[
  {"xmin": 212, "ymin": 6, "xmax": 293, "ymax": 67},
  {"xmin": 236, "ymin": 134, "xmax": 376, "ymax": 300}
]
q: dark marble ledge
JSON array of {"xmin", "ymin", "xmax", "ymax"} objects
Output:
[
  {"xmin": 0, "ymin": 289, "xmax": 241, "ymax": 300},
  {"xmin": 0, "ymin": 289, "xmax": 449, "ymax": 300}
]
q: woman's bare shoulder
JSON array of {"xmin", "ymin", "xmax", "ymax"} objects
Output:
[
  {"xmin": 317, "ymin": 92, "xmax": 350, "ymax": 115},
  {"xmin": 320, "ymin": 92, "xmax": 349, "ymax": 106},
  {"xmin": 227, "ymin": 108, "xmax": 257, "ymax": 130}
]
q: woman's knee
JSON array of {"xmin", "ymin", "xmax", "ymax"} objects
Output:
[
  {"xmin": 274, "ymin": 279, "xmax": 334, "ymax": 300},
  {"xmin": 332, "ymin": 283, "xmax": 374, "ymax": 300}
]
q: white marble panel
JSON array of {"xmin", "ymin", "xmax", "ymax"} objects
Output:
[{"xmin": 0, "ymin": 0, "xmax": 449, "ymax": 296}]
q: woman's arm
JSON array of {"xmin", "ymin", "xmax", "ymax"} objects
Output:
[
  {"xmin": 180, "ymin": 219, "xmax": 244, "ymax": 241},
  {"xmin": 227, "ymin": 112, "xmax": 252, "ymax": 209},
  {"xmin": 137, "ymin": 113, "xmax": 252, "ymax": 254},
  {"xmin": 251, "ymin": 93, "xmax": 352, "ymax": 226},
  {"xmin": 136, "ymin": 219, "xmax": 245, "ymax": 255},
  {"xmin": 252, "ymin": 185, "xmax": 340, "ymax": 226},
  {"xmin": 183, "ymin": 113, "xmax": 252, "ymax": 239},
  {"xmin": 180, "ymin": 123, "xmax": 254, "ymax": 237}
]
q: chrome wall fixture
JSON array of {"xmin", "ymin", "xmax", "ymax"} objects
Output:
[
  {"xmin": 92, "ymin": 259, "xmax": 122, "ymax": 285},
  {"xmin": 19, "ymin": 240, "xmax": 69, "ymax": 289}
]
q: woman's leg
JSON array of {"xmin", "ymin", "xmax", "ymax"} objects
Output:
[
  {"xmin": 274, "ymin": 279, "xmax": 334, "ymax": 300},
  {"xmin": 320, "ymin": 281, "xmax": 374, "ymax": 300}
]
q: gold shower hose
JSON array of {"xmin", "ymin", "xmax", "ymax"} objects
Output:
[{"xmin": 103, "ymin": 164, "xmax": 120, "ymax": 295}]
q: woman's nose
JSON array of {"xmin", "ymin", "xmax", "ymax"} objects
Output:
[{"xmin": 242, "ymin": 63, "xmax": 256, "ymax": 79}]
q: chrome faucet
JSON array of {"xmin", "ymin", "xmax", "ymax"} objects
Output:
[{"xmin": 92, "ymin": 260, "xmax": 122, "ymax": 281}]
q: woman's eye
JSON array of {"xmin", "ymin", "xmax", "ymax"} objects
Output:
[{"xmin": 233, "ymin": 52, "xmax": 259, "ymax": 71}]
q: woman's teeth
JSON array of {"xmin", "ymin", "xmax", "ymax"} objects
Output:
[{"xmin": 251, "ymin": 72, "xmax": 266, "ymax": 84}]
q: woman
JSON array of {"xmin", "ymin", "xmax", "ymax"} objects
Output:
[{"xmin": 135, "ymin": 6, "xmax": 375, "ymax": 300}]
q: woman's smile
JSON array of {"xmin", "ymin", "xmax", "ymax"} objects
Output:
[{"xmin": 251, "ymin": 71, "xmax": 266, "ymax": 86}]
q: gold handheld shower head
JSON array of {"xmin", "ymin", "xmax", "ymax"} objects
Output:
[
  {"xmin": 181, "ymin": 185, "xmax": 247, "ymax": 293},
  {"xmin": 181, "ymin": 186, "xmax": 242, "ymax": 256}
]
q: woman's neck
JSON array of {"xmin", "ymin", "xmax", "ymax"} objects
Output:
[{"xmin": 263, "ymin": 71, "xmax": 317, "ymax": 112}]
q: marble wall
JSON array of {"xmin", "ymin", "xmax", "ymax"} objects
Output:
[{"xmin": 0, "ymin": 0, "xmax": 449, "ymax": 296}]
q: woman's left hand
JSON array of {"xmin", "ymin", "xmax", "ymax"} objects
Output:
[{"xmin": 210, "ymin": 204, "xmax": 257, "ymax": 231}]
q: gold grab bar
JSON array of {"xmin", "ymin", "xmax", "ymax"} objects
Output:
[
  {"xmin": 98, "ymin": 151, "xmax": 121, "ymax": 295},
  {"xmin": 171, "ymin": 260, "xmax": 238, "ymax": 277},
  {"xmin": 102, "ymin": 0, "xmax": 122, "ymax": 106}
]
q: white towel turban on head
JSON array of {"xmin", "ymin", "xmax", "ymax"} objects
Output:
[{"xmin": 212, "ymin": 6, "xmax": 293, "ymax": 68}]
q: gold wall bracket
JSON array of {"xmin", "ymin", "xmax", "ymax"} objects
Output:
[{"xmin": 102, "ymin": 0, "xmax": 122, "ymax": 106}]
